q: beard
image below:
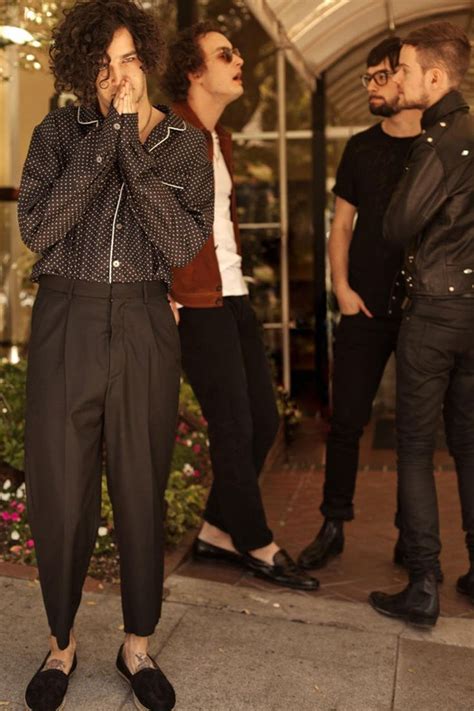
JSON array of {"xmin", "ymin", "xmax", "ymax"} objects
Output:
[
  {"xmin": 369, "ymin": 97, "xmax": 398, "ymax": 117},
  {"xmin": 396, "ymin": 90, "xmax": 430, "ymax": 111}
]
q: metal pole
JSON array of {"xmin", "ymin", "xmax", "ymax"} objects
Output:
[
  {"xmin": 277, "ymin": 42, "xmax": 291, "ymax": 393},
  {"xmin": 312, "ymin": 74, "xmax": 329, "ymax": 410}
]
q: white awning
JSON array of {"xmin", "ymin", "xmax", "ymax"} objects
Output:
[
  {"xmin": 245, "ymin": 0, "xmax": 474, "ymax": 122},
  {"xmin": 245, "ymin": 1, "xmax": 473, "ymax": 83}
]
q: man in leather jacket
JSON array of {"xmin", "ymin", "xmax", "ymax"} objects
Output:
[{"xmin": 370, "ymin": 21, "xmax": 474, "ymax": 626}]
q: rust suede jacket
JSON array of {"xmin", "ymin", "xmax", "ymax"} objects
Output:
[{"xmin": 171, "ymin": 101, "xmax": 241, "ymax": 307}]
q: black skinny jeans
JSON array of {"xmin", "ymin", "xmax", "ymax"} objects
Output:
[
  {"xmin": 397, "ymin": 297, "xmax": 474, "ymax": 576},
  {"xmin": 178, "ymin": 296, "xmax": 279, "ymax": 552},
  {"xmin": 321, "ymin": 313, "xmax": 400, "ymax": 521}
]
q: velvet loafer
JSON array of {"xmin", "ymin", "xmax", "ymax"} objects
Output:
[
  {"xmin": 116, "ymin": 645, "xmax": 175, "ymax": 711},
  {"xmin": 243, "ymin": 549, "xmax": 320, "ymax": 591},
  {"xmin": 192, "ymin": 537, "xmax": 243, "ymax": 565},
  {"xmin": 25, "ymin": 652, "xmax": 77, "ymax": 711}
]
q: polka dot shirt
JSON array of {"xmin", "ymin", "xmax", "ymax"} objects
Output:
[{"xmin": 18, "ymin": 103, "xmax": 214, "ymax": 286}]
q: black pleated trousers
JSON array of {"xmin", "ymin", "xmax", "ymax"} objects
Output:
[{"xmin": 25, "ymin": 275, "xmax": 180, "ymax": 650}]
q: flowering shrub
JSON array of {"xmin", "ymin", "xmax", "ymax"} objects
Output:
[
  {"xmin": 276, "ymin": 385, "xmax": 302, "ymax": 442},
  {"xmin": 0, "ymin": 480, "xmax": 36, "ymax": 564},
  {"xmin": 0, "ymin": 363, "xmax": 211, "ymax": 576}
]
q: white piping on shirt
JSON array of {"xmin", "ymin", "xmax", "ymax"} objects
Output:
[
  {"xmin": 78, "ymin": 110, "xmax": 186, "ymax": 282},
  {"xmin": 160, "ymin": 180, "xmax": 184, "ymax": 190},
  {"xmin": 77, "ymin": 106, "xmax": 99, "ymax": 127},
  {"xmin": 108, "ymin": 183, "xmax": 125, "ymax": 283},
  {"xmin": 148, "ymin": 121, "xmax": 186, "ymax": 153}
]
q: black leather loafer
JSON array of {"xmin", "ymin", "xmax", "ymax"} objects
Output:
[
  {"xmin": 25, "ymin": 652, "xmax": 77, "ymax": 711},
  {"xmin": 456, "ymin": 569, "xmax": 474, "ymax": 604},
  {"xmin": 243, "ymin": 549, "xmax": 319, "ymax": 591},
  {"xmin": 116, "ymin": 645, "xmax": 175, "ymax": 711},
  {"xmin": 192, "ymin": 538, "xmax": 242, "ymax": 565}
]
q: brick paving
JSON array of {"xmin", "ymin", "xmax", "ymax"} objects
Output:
[{"xmin": 176, "ymin": 417, "xmax": 474, "ymax": 620}]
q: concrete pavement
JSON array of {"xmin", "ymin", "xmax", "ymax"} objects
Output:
[{"xmin": 1, "ymin": 572, "xmax": 473, "ymax": 710}]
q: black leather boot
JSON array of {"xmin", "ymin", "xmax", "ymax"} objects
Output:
[
  {"xmin": 297, "ymin": 519, "xmax": 344, "ymax": 570},
  {"xmin": 369, "ymin": 572, "xmax": 439, "ymax": 627},
  {"xmin": 456, "ymin": 567, "xmax": 474, "ymax": 605},
  {"xmin": 393, "ymin": 535, "xmax": 444, "ymax": 583}
]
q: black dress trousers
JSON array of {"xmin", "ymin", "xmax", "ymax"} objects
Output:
[
  {"xmin": 25, "ymin": 276, "xmax": 181, "ymax": 650},
  {"xmin": 178, "ymin": 296, "xmax": 279, "ymax": 552}
]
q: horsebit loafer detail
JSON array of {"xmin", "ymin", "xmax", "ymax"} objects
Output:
[
  {"xmin": 243, "ymin": 549, "xmax": 320, "ymax": 591},
  {"xmin": 25, "ymin": 652, "xmax": 77, "ymax": 711},
  {"xmin": 192, "ymin": 538, "xmax": 243, "ymax": 565},
  {"xmin": 116, "ymin": 645, "xmax": 176, "ymax": 711}
]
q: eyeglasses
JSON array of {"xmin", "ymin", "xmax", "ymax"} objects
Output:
[
  {"xmin": 216, "ymin": 46, "xmax": 241, "ymax": 63},
  {"xmin": 361, "ymin": 69, "xmax": 394, "ymax": 88}
]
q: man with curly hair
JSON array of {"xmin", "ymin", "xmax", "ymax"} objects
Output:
[
  {"xmin": 161, "ymin": 23, "xmax": 319, "ymax": 592},
  {"xmin": 18, "ymin": 1, "xmax": 213, "ymax": 709}
]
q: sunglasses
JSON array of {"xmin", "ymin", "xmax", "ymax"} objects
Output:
[
  {"xmin": 216, "ymin": 46, "xmax": 241, "ymax": 63},
  {"xmin": 361, "ymin": 69, "xmax": 394, "ymax": 88}
]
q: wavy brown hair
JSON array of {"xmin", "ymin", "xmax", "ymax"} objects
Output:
[
  {"xmin": 162, "ymin": 21, "xmax": 221, "ymax": 102},
  {"xmin": 50, "ymin": 0, "xmax": 164, "ymax": 106}
]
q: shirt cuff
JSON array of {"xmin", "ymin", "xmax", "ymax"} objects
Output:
[{"xmin": 120, "ymin": 112, "xmax": 140, "ymax": 142}]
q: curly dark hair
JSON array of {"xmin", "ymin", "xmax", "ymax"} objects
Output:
[
  {"xmin": 50, "ymin": 0, "xmax": 164, "ymax": 106},
  {"xmin": 161, "ymin": 21, "xmax": 221, "ymax": 102}
]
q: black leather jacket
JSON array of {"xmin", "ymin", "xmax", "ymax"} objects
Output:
[{"xmin": 384, "ymin": 91, "xmax": 474, "ymax": 298}]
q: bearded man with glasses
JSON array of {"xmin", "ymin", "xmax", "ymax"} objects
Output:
[
  {"xmin": 298, "ymin": 37, "xmax": 438, "ymax": 576},
  {"xmin": 161, "ymin": 23, "xmax": 319, "ymax": 591}
]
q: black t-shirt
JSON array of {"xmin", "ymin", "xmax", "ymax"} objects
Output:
[{"xmin": 333, "ymin": 122, "xmax": 417, "ymax": 317}]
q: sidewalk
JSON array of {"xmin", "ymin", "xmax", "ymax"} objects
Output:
[
  {"xmin": 1, "ymin": 573, "xmax": 473, "ymax": 710},
  {"xmin": 1, "ymin": 416, "xmax": 473, "ymax": 710}
]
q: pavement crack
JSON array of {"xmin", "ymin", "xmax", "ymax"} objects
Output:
[{"xmin": 390, "ymin": 634, "xmax": 401, "ymax": 710}]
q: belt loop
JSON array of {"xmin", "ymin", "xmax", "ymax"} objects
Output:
[
  {"xmin": 143, "ymin": 282, "xmax": 148, "ymax": 304},
  {"xmin": 67, "ymin": 279, "xmax": 74, "ymax": 301}
]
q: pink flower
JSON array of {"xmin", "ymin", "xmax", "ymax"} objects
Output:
[
  {"xmin": 26, "ymin": 539, "xmax": 35, "ymax": 549},
  {"xmin": 10, "ymin": 500, "xmax": 17, "ymax": 508},
  {"xmin": 193, "ymin": 470, "xmax": 200, "ymax": 478},
  {"xmin": 10, "ymin": 512, "xmax": 21, "ymax": 522},
  {"xmin": 192, "ymin": 444, "xmax": 201, "ymax": 453},
  {"xmin": 1, "ymin": 512, "xmax": 11, "ymax": 522},
  {"xmin": 16, "ymin": 503, "xmax": 25, "ymax": 514},
  {"xmin": 9, "ymin": 545, "xmax": 22, "ymax": 555}
]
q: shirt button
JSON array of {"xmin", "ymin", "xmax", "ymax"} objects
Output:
[
  {"xmin": 113, "ymin": 123, "xmax": 121, "ymax": 131},
  {"xmin": 96, "ymin": 155, "xmax": 103, "ymax": 164},
  {"xmin": 448, "ymin": 286, "xmax": 454, "ymax": 292},
  {"xmin": 113, "ymin": 260, "xmax": 120, "ymax": 268},
  {"xmin": 116, "ymin": 223, "xmax": 123, "ymax": 230}
]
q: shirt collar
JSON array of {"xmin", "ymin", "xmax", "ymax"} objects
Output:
[
  {"xmin": 172, "ymin": 100, "xmax": 230, "ymax": 140},
  {"xmin": 421, "ymin": 90, "xmax": 470, "ymax": 130}
]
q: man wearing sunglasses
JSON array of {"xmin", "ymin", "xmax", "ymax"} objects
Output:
[
  {"xmin": 161, "ymin": 23, "xmax": 318, "ymax": 591},
  {"xmin": 298, "ymin": 37, "xmax": 429, "ymax": 574}
]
